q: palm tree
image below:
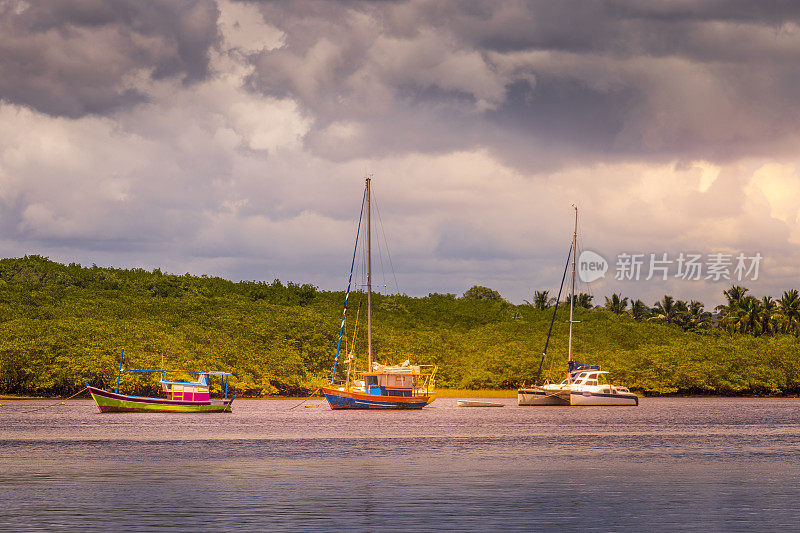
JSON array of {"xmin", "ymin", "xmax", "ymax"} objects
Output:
[
  {"xmin": 651, "ymin": 295, "xmax": 681, "ymax": 324},
  {"xmin": 716, "ymin": 285, "xmax": 749, "ymax": 314},
  {"xmin": 630, "ymin": 299, "xmax": 650, "ymax": 320},
  {"xmin": 604, "ymin": 293, "xmax": 629, "ymax": 314},
  {"xmin": 683, "ymin": 300, "xmax": 712, "ymax": 331},
  {"xmin": 777, "ymin": 289, "xmax": 800, "ymax": 335},
  {"xmin": 575, "ymin": 293, "xmax": 593, "ymax": 309},
  {"xmin": 672, "ymin": 300, "xmax": 690, "ymax": 328},
  {"xmin": 725, "ymin": 296, "xmax": 763, "ymax": 335},
  {"xmin": 526, "ymin": 290, "xmax": 554, "ymax": 310},
  {"xmin": 759, "ymin": 296, "xmax": 777, "ymax": 335}
]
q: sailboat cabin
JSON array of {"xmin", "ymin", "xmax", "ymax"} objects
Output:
[{"xmin": 363, "ymin": 364, "xmax": 422, "ymax": 397}]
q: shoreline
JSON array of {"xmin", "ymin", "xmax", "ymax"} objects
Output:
[{"xmin": 3, "ymin": 390, "xmax": 799, "ymax": 401}]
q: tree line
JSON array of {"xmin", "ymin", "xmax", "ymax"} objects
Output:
[
  {"xmin": 527, "ymin": 286, "xmax": 800, "ymax": 336},
  {"xmin": 2, "ymin": 256, "xmax": 800, "ymax": 396}
]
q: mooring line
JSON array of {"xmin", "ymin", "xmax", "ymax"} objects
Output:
[
  {"xmin": 288, "ymin": 388, "xmax": 321, "ymax": 410},
  {"xmin": 18, "ymin": 386, "xmax": 89, "ymax": 414}
]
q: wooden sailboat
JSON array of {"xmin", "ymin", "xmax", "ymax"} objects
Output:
[
  {"xmin": 86, "ymin": 350, "xmax": 235, "ymax": 413},
  {"xmin": 321, "ymin": 177, "xmax": 436, "ymax": 410},
  {"xmin": 518, "ymin": 206, "xmax": 638, "ymax": 407}
]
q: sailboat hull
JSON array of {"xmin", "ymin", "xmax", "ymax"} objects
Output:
[
  {"xmin": 569, "ymin": 390, "xmax": 639, "ymax": 406},
  {"xmin": 517, "ymin": 387, "xmax": 570, "ymax": 406},
  {"xmin": 322, "ymin": 387, "xmax": 433, "ymax": 409}
]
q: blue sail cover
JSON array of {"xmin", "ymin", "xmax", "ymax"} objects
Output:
[{"xmin": 568, "ymin": 360, "xmax": 601, "ymax": 373}]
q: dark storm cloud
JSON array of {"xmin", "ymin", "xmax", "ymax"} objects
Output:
[
  {"xmin": 245, "ymin": 0, "xmax": 800, "ymax": 166},
  {"xmin": 0, "ymin": 0, "xmax": 219, "ymax": 118},
  {"xmin": 2, "ymin": 0, "xmax": 799, "ymax": 304},
  {"xmin": 377, "ymin": 1, "xmax": 800, "ymax": 60}
]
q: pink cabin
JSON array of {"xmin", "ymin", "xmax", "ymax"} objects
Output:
[{"xmin": 160, "ymin": 373, "xmax": 210, "ymax": 401}]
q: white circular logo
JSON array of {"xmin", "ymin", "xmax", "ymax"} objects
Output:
[{"xmin": 578, "ymin": 250, "xmax": 608, "ymax": 283}]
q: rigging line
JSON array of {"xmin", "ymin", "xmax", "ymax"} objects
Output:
[
  {"xmin": 370, "ymin": 189, "xmax": 389, "ymax": 294},
  {"xmin": 331, "ymin": 185, "xmax": 367, "ymax": 382},
  {"xmin": 374, "ymin": 210, "xmax": 388, "ymax": 292},
  {"xmin": 348, "ymin": 299, "xmax": 364, "ymax": 375},
  {"xmin": 371, "ymin": 188, "xmax": 400, "ymax": 295},
  {"xmin": 353, "ymin": 208, "xmax": 367, "ymax": 350},
  {"xmin": 575, "ymin": 219, "xmax": 593, "ymax": 300},
  {"xmin": 360, "ymin": 217, "xmax": 367, "ymax": 288},
  {"xmin": 535, "ymin": 243, "xmax": 573, "ymax": 384},
  {"xmin": 546, "ymin": 343, "xmax": 555, "ymax": 382},
  {"xmin": 357, "ymin": 218, "xmax": 368, "ymax": 349}
]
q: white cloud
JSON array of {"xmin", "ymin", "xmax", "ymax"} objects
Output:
[
  {"xmin": 695, "ymin": 160, "xmax": 721, "ymax": 193},
  {"xmin": 218, "ymin": 0, "xmax": 285, "ymax": 53},
  {"xmin": 747, "ymin": 162, "xmax": 800, "ymax": 244},
  {"xmin": 227, "ymin": 97, "xmax": 309, "ymax": 152}
]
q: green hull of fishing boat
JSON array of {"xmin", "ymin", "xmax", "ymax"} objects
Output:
[{"xmin": 86, "ymin": 385, "xmax": 234, "ymax": 413}]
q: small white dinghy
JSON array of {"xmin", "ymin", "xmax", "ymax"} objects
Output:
[{"xmin": 457, "ymin": 400, "xmax": 504, "ymax": 407}]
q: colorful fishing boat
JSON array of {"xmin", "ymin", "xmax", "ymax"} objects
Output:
[
  {"xmin": 518, "ymin": 206, "xmax": 638, "ymax": 407},
  {"xmin": 323, "ymin": 360, "xmax": 436, "ymax": 409},
  {"xmin": 86, "ymin": 350, "xmax": 235, "ymax": 413},
  {"xmin": 321, "ymin": 177, "xmax": 436, "ymax": 410}
]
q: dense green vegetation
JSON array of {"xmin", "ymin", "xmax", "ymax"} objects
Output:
[{"xmin": 1, "ymin": 256, "xmax": 799, "ymax": 397}]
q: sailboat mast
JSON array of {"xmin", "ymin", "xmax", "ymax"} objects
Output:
[
  {"xmin": 568, "ymin": 204, "xmax": 577, "ymax": 362},
  {"xmin": 366, "ymin": 176, "xmax": 373, "ymax": 371}
]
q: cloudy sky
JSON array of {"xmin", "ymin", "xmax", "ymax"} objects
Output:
[{"xmin": 1, "ymin": 0, "xmax": 799, "ymax": 305}]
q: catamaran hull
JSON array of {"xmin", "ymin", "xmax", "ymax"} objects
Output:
[
  {"xmin": 86, "ymin": 385, "xmax": 234, "ymax": 413},
  {"xmin": 322, "ymin": 387, "xmax": 433, "ymax": 409},
  {"xmin": 518, "ymin": 387, "xmax": 638, "ymax": 406},
  {"xmin": 517, "ymin": 387, "xmax": 570, "ymax": 406},
  {"xmin": 569, "ymin": 390, "xmax": 639, "ymax": 406}
]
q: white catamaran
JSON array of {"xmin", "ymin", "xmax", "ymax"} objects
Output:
[{"xmin": 518, "ymin": 206, "xmax": 638, "ymax": 407}]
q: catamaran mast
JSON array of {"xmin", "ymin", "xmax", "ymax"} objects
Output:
[
  {"xmin": 366, "ymin": 176, "xmax": 373, "ymax": 371},
  {"xmin": 568, "ymin": 204, "xmax": 577, "ymax": 363}
]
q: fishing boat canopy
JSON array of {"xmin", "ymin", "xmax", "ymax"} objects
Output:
[
  {"xmin": 157, "ymin": 371, "xmax": 232, "ymax": 402},
  {"xmin": 118, "ymin": 368, "xmax": 232, "ymax": 390},
  {"xmin": 361, "ymin": 361, "xmax": 436, "ymax": 397},
  {"xmin": 112, "ymin": 348, "xmax": 233, "ymax": 400}
]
